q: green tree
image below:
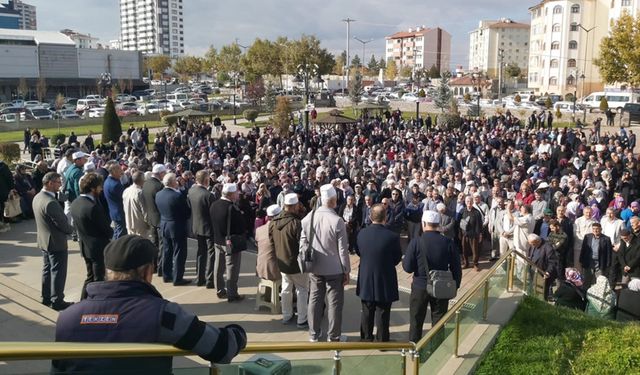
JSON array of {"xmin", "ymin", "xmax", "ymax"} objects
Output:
[
  {"xmin": 217, "ymin": 43, "xmax": 243, "ymax": 75},
  {"xmin": 349, "ymin": 69, "xmax": 364, "ymax": 105},
  {"xmin": 36, "ymin": 76, "xmax": 47, "ymax": 102},
  {"xmin": 333, "ymin": 52, "xmax": 345, "ymax": 75},
  {"xmin": 433, "ymin": 71, "xmax": 453, "ymax": 112},
  {"xmin": 243, "ymin": 109, "xmax": 259, "ymax": 123},
  {"xmin": 400, "ymin": 66, "xmax": 413, "ymax": 79},
  {"xmin": 514, "ymin": 94, "xmax": 521, "ymax": 103},
  {"xmin": 505, "ymin": 63, "xmax": 521, "ymax": 78},
  {"xmin": 595, "ymin": 11, "xmax": 640, "ymax": 88},
  {"xmin": 273, "ymin": 96, "xmax": 292, "ymax": 136},
  {"xmin": 385, "ymin": 60, "xmax": 398, "ymax": 80},
  {"xmin": 245, "ymin": 77, "xmax": 265, "ymax": 106},
  {"xmin": 545, "ymin": 97, "xmax": 553, "ymax": 109},
  {"xmin": 463, "ymin": 92, "xmax": 471, "ymax": 103},
  {"xmin": 555, "ymin": 107, "xmax": 562, "ymax": 119},
  {"xmin": 101, "ymin": 97, "xmax": 122, "ymax": 144},
  {"xmin": 173, "ymin": 55, "xmax": 203, "ymax": 83},
  {"xmin": 282, "ymin": 35, "xmax": 335, "ymax": 75},
  {"xmin": 264, "ymin": 82, "xmax": 278, "ymax": 113},
  {"xmin": 145, "ymin": 55, "xmax": 172, "ymax": 79},
  {"xmin": 600, "ymin": 97, "xmax": 609, "ymax": 112},
  {"xmin": 242, "ymin": 38, "xmax": 282, "ymax": 80},
  {"xmin": 427, "ymin": 65, "xmax": 440, "ymax": 79},
  {"xmin": 367, "ymin": 54, "xmax": 378, "ymax": 72},
  {"xmin": 351, "ymin": 54, "xmax": 361, "ymax": 67},
  {"xmin": 202, "ymin": 46, "xmax": 218, "ymax": 76},
  {"xmin": 418, "ymin": 89, "xmax": 426, "ymax": 97},
  {"xmin": 378, "ymin": 57, "xmax": 386, "ymax": 70}
]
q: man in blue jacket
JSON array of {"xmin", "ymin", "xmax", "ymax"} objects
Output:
[
  {"xmin": 103, "ymin": 161, "xmax": 127, "ymax": 239},
  {"xmin": 403, "ymin": 210, "xmax": 462, "ymax": 343},
  {"xmin": 356, "ymin": 204, "xmax": 402, "ymax": 342}
]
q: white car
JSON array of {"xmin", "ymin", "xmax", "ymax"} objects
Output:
[
  {"xmin": 137, "ymin": 103, "xmax": 161, "ymax": 115},
  {"xmin": 88, "ymin": 107, "xmax": 105, "ymax": 118},
  {"xmin": 24, "ymin": 100, "xmax": 42, "ymax": 109},
  {"xmin": 401, "ymin": 93, "xmax": 419, "ymax": 102}
]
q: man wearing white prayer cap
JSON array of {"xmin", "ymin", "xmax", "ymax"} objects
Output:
[
  {"xmin": 142, "ymin": 162, "xmax": 168, "ymax": 276},
  {"xmin": 301, "ymin": 183, "xmax": 350, "ymax": 342},
  {"xmin": 255, "ymin": 204, "xmax": 281, "ymax": 281}
]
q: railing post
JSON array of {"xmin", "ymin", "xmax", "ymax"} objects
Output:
[
  {"xmin": 507, "ymin": 253, "xmax": 514, "ymax": 292},
  {"xmin": 333, "ymin": 350, "xmax": 342, "ymax": 375},
  {"xmin": 209, "ymin": 363, "xmax": 220, "ymax": 375},
  {"xmin": 482, "ymin": 279, "xmax": 490, "ymax": 321},
  {"xmin": 411, "ymin": 349, "xmax": 420, "ymax": 375},
  {"xmin": 454, "ymin": 310, "xmax": 461, "ymax": 358},
  {"xmin": 401, "ymin": 349, "xmax": 407, "ymax": 375},
  {"xmin": 534, "ymin": 271, "xmax": 539, "ymax": 297},
  {"xmin": 522, "ymin": 264, "xmax": 528, "ymax": 294}
]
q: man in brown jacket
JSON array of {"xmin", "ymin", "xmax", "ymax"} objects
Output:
[
  {"xmin": 255, "ymin": 205, "xmax": 281, "ymax": 281},
  {"xmin": 269, "ymin": 193, "xmax": 308, "ymax": 328}
]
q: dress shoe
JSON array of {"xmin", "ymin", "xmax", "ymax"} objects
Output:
[
  {"xmin": 174, "ymin": 279, "xmax": 192, "ymax": 286},
  {"xmin": 163, "ymin": 278, "xmax": 173, "ymax": 283},
  {"xmin": 227, "ymin": 295, "xmax": 245, "ymax": 303},
  {"xmin": 41, "ymin": 299, "xmax": 51, "ymax": 307},
  {"xmin": 282, "ymin": 315, "xmax": 296, "ymax": 325},
  {"xmin": 197, "ymin": 280, "xmax": 206, "ymax": 287},
  {"xmin": 296, "ymin": 321, "xmax": 309, "ymax": 329},
  {"xmin": 216, "ymin": 289, "xmax": 228, "ymax": 299},
  {"xmin": 51, "ymin": 301, "xmax": 74, "ymax": 311}
]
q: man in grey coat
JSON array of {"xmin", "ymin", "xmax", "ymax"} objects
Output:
[
  {"xmin": 437, "ymin": 203, "xmax": 455, "ymax": 240},
  {"xmin": 300, "ymin": 184, "xmax": 351, "ymax": 342},
  {"xmin": 187, "ymin": 170, "xmax": 219, "ymax": 287},
  {"xmin": 33, "ymin": 172, "xmax": 74, "ymax": 311}
]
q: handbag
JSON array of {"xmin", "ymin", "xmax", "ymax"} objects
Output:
[
  {"xmin": 225, "ymin": 204, "xmax": 247, "ymax": 254},
  {"xmin": 4, "ymin": 191, "xmax": 22, "ymax": 218},
  {"xmin": 297, "ymin": 209, "xmax": 316, "ymax": 273},
  {"xmin": 420, "ymin": 235, "xmax": 457, "ymax": 300}
]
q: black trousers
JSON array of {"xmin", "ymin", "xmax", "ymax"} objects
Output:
[
  {"xmin": 42, "ymin": 250, "xmax": 68, "ymax": 305},
  {"xmin": 196, "ymin": 235, "xmax": 215, "ymax": 284},
  {"xmin": 81, "ymin": 256, "xmax": 105, "ymax": 300},
  {"xmin": 360, "ymin": 300, "xmax": 393, "ymax": 342},
  {"xmin": 409, "ymin": 288, "xmax": 450, "ymax": 343},
  {"xmin": 150, "ymin": 225, "xmax": 163, "ymax": 276}
]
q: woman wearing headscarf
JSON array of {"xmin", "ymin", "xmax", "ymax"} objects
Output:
[
  {"xmin": 585, "ymin": 275, "xmax": 616, "ymax": 319},
  {"xmin": 617, "ymin": 279, "xmax": 640, "ymax": 321},
  {"xmin": 553, "ymin": 268, "xmax": 587, "ymax": 311}
]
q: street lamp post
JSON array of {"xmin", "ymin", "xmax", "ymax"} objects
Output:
[
  {"xmin": 471, "ymin": 72, "xmax": 481, "ymax": 117},
  {"xmin": 230, "ymin": 71, "xmax": 242, "ymax": 124},
  {"xmin": 293, "ymin": 63, "xmax": 321, "ymax": 154},
  {"xmin": 577, "ymin": 24, "xmax": 595, "ymax": 124},
  {"xmin": 353, "ymin": 37, "xmax": 374, "ymax": 71}
]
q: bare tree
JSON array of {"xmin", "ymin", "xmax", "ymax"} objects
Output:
[
  {"xmin": 36, "ymin": 76, "xmax": 47, "ymax": 102},
  {"xmin": 18, "ymin": 77, "xmax": 28, "ymax": 99}
]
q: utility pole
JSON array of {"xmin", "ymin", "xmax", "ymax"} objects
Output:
[
  {"xmin": 342, "ymin": 18, "xmax": 355, "ymax": 93},
  {"xmin": 498, "ymin": 48, "xmax": 504, "ymax": 102},
  {"xmin": 354, "ymin": 37, "xmax": 374, "ymax": 71},
  {"xmin": 577, "ymin": 24, "xmax": 595, "ymax": 125}
]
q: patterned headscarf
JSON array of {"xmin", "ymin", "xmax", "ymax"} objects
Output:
[
  {"xmin": 565, "ymin": 268, "xmax": 584, "ymax": 287},
  {"xmin": 586, "ymin": 275, "xmax": 616, "ymax": 311},
  {"xmin": 629, "ymin": 279, "xmax": 640, "ymax": 292}
]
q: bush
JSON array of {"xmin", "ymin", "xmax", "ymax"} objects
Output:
[
  {"xmin": 436, "ymin": 113, "xmax": 462, "ymax": 128},
  {"xmin": 514, "ymin": 94, "xmax": 521, "ymax": 103},
  {"xmin": 101, "ymin": 97, "xmax": 122, "ymax": 144},
  {"xmin": 545, "ymin": 97, "xmax": 553, "ymax": 109},
  {"xmin": 243, "ymin": 109, "xmax": 259, "ymax": 122},
  {"xmin": 51, "ymin": 133, "xmax": 66, "ymax": 145},
  {"xmin": 555, "ymin": 108, "xmax": 562, "ymax": 119},
  {"xmin": 463, "ymin": 93, "xmax": 471, "ymax": 103},
  {"xmin": 418, "ymin": 89, "xmax": 426, "ymax": 98},
  {"xmin": 565, "ymin": 93, "xmax": 575, "ymax": 102},
  {"xmin": 0, "ymin": 143, "xmax": 21, "ymax": 167},
  {"xmin": 600, "ymin": 97, "xmax": 609, "ymax": 112}
]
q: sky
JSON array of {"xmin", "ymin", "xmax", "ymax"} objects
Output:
[{"xmin": 30, "ymin": 0, "xmax": 537, "ymax": 69}]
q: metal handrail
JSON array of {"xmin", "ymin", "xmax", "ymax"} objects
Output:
[
  {"xmin": 511, "ymin": 250, "xmax": 549, "ymax": 276},
  {"xmin": 0, "ymin": 341, "xmax": 415, "ymax": 361}
]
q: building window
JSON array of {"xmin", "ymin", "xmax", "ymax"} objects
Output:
[
  {"xmin": 567, "ymin": 75, "xmax": 576, "ymax": 86},
  {"xmin": 553, "ymin": 5, "xmax": 562, "ymax": 14},
  {"xmin": 570, "ymin": 23, "xmax": 579, "ymax": 31},
  {"xmin": 550, "ymin": 59, "xmax": 559, "ymax": 68},
  {"xmin": 549, "ymin": 77, "xmax": 558, "ymax": 85},
  {"xmin": 622, "ymin": 0, "xmax": 631, "ymax": 5},
  {"xmin": 568, "ymin": 59, "xmax": 577, "ymax": 67},
  {"xmin": 552, "ymin": 23, "xmax": 561, "ymax": 32},
  {"xmin": 571, "ymin": 4, "xmax": 580, "ymax": 13},
  {"xmin": 551, "ymin": 41, "xmax": 560, "ymax": 50},
  {"xmin": 569, "ymin": 40, "xmax": 578, "ymax": 49}
]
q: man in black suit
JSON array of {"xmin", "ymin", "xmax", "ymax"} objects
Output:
[
  {"xmin": 403, "ymin": 210, "xmax": 462, "ymax": 343},
  {"xmin": 526, "ymin": 233, "xmax": 559, "ymax": 300},
  {"xmin": 187, "ymin": 170, "xmax": 221, "ymax": 288},
  {"xmin": 142, "ymin": 164, "xmax": 166, "ymax": 275},
  {"xmin": 156, "ymin": 173, "xmax": 191, "ymax": 286},
  {"xmin": 356, "ymin": 204, "xmax": 402, "ymax": 342},
  {"xmin": 361, "ymin": 195, "xmax": 374, "ymax": 229},
  {"xmin": 70, "ymin": 173, "xmax": 113, "ymax": 299},
  {"xmin": 580, "ymin": 222, "xmax": 613, "ymax": 288},
  {"xmin": 210, "ymin": 183, "xmax": 246, "ymax": 302},
  {"xmin": 33, "ymin": 172, "xmax": 74, "ymax": 311}
]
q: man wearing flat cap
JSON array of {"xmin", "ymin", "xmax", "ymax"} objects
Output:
[{"xmin": 52, "ymin": 235, "xmax": 247, "ymax": 375}]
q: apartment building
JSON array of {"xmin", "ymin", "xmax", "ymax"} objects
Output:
[
  {"xmin": 385, "ymin": 26, "xmax": 451, "ymax": 73},
  {"xmin": 120, "ymin": 0, "xmax": 184, "ymax": 57},
  {"xmin": 468, "ymin": 18, "xmax": 530, "ymax": 78}
]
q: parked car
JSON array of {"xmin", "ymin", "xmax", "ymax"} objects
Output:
[
  {"xmin": 54, "ymin": 109, "xmax": 81, "ymax": 120},
  {"xmin": 24, "ymin": 101, "xmax": 42, "ymax": 109},
  {"xmin": 401, "ymin": 93, "xmax": 419, "ymax": 102},
  {"xmin": 137, "ymin": 103, "xmax": 161, "ymax": 115},
  {"xmin": 0, "ymin": 113, "xmax": 18, "ymax": 122},
  {"xmin": 623, "ymin": 103, "xmax": 640, "ymax": 126},
  {"xmin": 116, "ymin": 107, "xmax": 139, "ymax": 117},
  {"xmin": 28, "ymin": 108, "xmax": 53, "ymax": 120},
  {"xmin": 87, "ymin": 107, "xmax": 105, "ymax": 118}
]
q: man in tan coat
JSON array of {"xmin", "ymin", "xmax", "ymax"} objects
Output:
[
  {"xmin": 256, "ymin": 205, "xmax": 281, "ymax": 281},
  {"xmin": 122, "ymin": 171, "xmax": 149, "ymax": 238}
]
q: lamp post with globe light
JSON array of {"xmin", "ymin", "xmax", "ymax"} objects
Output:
[{"xmin": 292, "ymin": 63, "xmax": 323, "ymax": 153}]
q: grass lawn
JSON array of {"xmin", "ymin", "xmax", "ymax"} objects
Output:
[{"xmin": 476, "ymin": 297, "xmax": 640, "ymax": 374}]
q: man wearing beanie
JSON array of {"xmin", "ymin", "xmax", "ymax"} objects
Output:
[
  {"xmin": 301, "ymin": 184, "xmax": 350, "ymax": 342},
  {"xmin": 52, "ymin": 235, "xmax": 247, "ymax": 374}
]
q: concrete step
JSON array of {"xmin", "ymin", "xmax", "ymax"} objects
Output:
[{"xmin": 0, "ymin": 273, "xmax": 58, "ymax": 324}]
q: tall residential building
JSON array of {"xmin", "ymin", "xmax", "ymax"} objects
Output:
[
  {"xmin": 385, "ymin": 26, "xmax": 451, "ymax": 73},
  {"xmin": 61, "ymin": 29, "xmax": 99, "ymax": 49},
  {"xmin": 527, "ymin": 0, "xmax": 611, "ymax": 96},
  {"xmin": 0, "ymin": 0, "xmax": 35, "ymax": 29},
  {"xmin": 120, "ymin": 0, "xmax": 184, "ymax": 57},
  {"xmin": 468, "ymin": 18, "xmax": 530, "ymax": 78}
]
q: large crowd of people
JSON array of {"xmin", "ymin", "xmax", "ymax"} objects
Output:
[{"xmin": 1, "ymin": 108, "xmax": 640, "ymax": 350}]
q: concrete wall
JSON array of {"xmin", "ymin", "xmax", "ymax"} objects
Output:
[
  {"xmin": 0, "ymin": 45, "xmax": 38, "ymax": 78},
  {"xmin": 77, "ymin": 49, "xmax": 142, "ymax": 80},
  {"xmin": 38, "ymin": 44, "xmax": 79, "ymax": 78}
]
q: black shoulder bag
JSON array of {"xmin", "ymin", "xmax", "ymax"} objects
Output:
[
  {"xmin": 298, "ymin": 209, "xmax": 316, "ymax": 273},
  {"xmin": 225, "ymin": 204, "xmax": 247, "ymax": 254}
]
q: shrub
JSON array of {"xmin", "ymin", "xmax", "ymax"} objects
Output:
[
  {"xmin": 436, "ymin": 113, "xmax": 462, "ymax": 128},
  {"xmin": 545, "ymin": 97, "xmax": 553, "ymax": 109},
  {"xmin": 243, "ymin": 109, "xmax": 259, "ymax": 122},
  {"xmin": 514, "ymin": 94, "xmax": 521, "ymax": 103},
  {"xmin": 565, "ymin": 93, "xmax": 575, "ymax": 102},
  {"xmin": 555, "ymin": 108, "xmax": 562, "ymax": 119},
  {"xmin": 51, "ymin": 133, "xmax": 66, "ymax": 145},
  {"xmin": 101, "ymin": 97, "xmax": 122, "ymax": 144},
  {"xmin": 463, "ymin": 93, "xmax": 471, "ymax": 103},
  {"xmin": 600, "ymin": 97, "xmax": 609, "ymax": 112},
  {"xmin": 418, "ymin": 89, "xmax": 426, "ymax": 98},
  {"xmin": 0, "ymin": 143, "xmax": 21, "ymax": 167}
]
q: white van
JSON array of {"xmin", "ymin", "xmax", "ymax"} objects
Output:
[
  {"xmin": 553, "ymin": 101, "xmax": 579, "ymax": 113},
  {"xmin": 76, "ymin": 99, "xmax": 99, "ymax": 112},
  {"xmin": 582, "ymin": 91, "xmax": 640, "ymax": 111},
  {"xmin": 166, "ymin": 93, "xmax": 189, "ymax": 104}
]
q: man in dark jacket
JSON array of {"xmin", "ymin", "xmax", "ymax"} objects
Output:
[
  {"xmin": 460, "ymin": 196, "xmax": 483, "ymax": 270},
  {"xmin": 580, "ymin": 222, "xmax": 613, "ymax": 288},
  {"xmin": 103, "ymin": 162, "xmax": 127, "ymax": 239},
  {"xmin": 356, "ymin": 204, "xmax": 402, "ymax": 342},
  {"xmin": 70, "ymin": 173, "xmax": 113, "ymax": 300},
  {"xmin": 269, "ymin": 193, "xmax": 307, "ymax": 326},
  {"xmin": 526, "ymin": 234, "xmax": 559, "ymax": 300},
  {"xmin": 210, "ymin": 182, "xmax": 246, "ymax": 302},
  {"xmin": 142, "ymin": 164, "xmax": 166, "ymax": 275},
  {"xmin": 187, "ymin": 170, "xmax": 218, "ymax": 287},
  {"xmin": 156, "ymin": 173, "xmax": 191, "ymax": 286},
  {"xmin": 0, "ymin": 160, "xmax": 15, "ymax": 232},
  {"xmin": 403, "ymin": 210, "xmax": 462, "ymax": 343},
  {"xmin": 52, "ymin": 235, "xmax": 247, "ymax": 374}
]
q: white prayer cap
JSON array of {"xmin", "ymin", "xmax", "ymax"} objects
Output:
[
  {"xmin": 422, "ymin": 210, "xmax": 440, "ymax": 224},
  {"xmin": 243, "ymin": 155, "xmax": 251, "ymax": 161},
  {"xmin": 436, "ymin": 203, "xmax": 446, "ymax": 212},
  {"xmin": 72, "ymin": 151, "xmax": 88, "ymax": 160},
  {"xmin": 528, "ymin": 233, "xmax": 541, "ymax": 242},
  {"xmin": 320, "ymin": 184, "xmax": 337, "ymax": 201},
  {"xmin": 266, "ymin": 204, "xmax": 282, "ymax": 217},
  {"xmin": 222, "ymin": 183, "xmax": 238, "ymax": 194},
  {"xmin": 284, "ymin": 193, "xmax": 299, "ymax": 206},
  {"xmin": 152, "ymin": 164, "xmax": 167, "ymax": 174},
  {"xmin": 83, "ymin": 162, "xmax": 96, "ymax": 172}
]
